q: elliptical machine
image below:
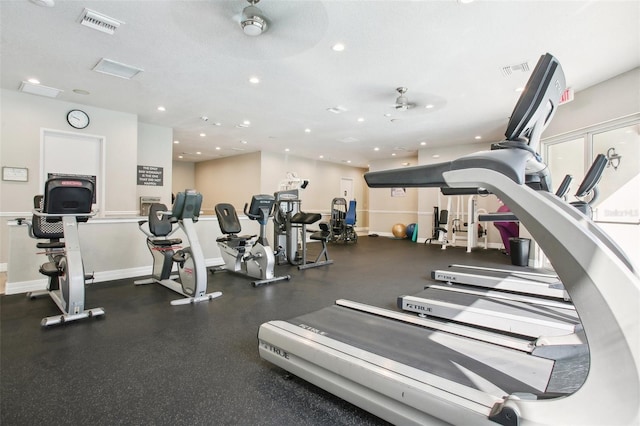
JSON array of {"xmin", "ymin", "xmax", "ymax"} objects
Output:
[
  {"xmin": 214, "ymin": 194, "xmax": 291, "ymax": 287},
  {"xmin": 17, "ymin": 177, "xmax": 104, "ymax": 326},
  {"xmin": 136, "ymin": 189, "xmax": 222, "ymax": 305}
]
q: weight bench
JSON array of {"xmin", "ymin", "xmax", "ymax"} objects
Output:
[{"xmin": 290, "ymin": 212, "xmax": 334, "ymax": 270}]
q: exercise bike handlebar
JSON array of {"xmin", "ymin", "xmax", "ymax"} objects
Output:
[{"xmin": 244, "ymin": 203, "xmax": 261, "ymax": 220}]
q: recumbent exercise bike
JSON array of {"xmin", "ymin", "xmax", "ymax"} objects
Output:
[
  {"xmin": 136, "ymin": 189, "xmax": 222, "ymax": 305},
  {"xmin": 17, "ymin": 177, "xmax": 104, "ymax": 326},
  {"xmin": 214, "ymin": 194, "xmax": 291, "ymax": 286}
]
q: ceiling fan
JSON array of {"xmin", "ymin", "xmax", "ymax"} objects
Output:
[
  {"xmin": 239, "ymin": 0, "xmax": 268, "ymax": 36},
  {"xmin": 393, "ymin": 87, "xmax": 416, "ymax": 111}
]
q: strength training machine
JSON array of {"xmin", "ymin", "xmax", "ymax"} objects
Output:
[
  {"xmin": 328, "ymin": 197, "xmax": 358, "ymax": 243},
  {"xmin": 214, "ymin": 195, "xmax": 291, "ymax": 286},
  {"xmin": 273, "ymin": 189, "xmax": 333, "ymax": 270},
  {"xmin": 136, "ymin": 189, "xmax": 222, "ymax": 305},
  {"xmin": 18, "ymin": 177, "xmax": 104, "ymax": 326}
]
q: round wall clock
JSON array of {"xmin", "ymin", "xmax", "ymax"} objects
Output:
[{"xmin": 66, "ymin": 109, "xmax": 90, "ymax": 129}]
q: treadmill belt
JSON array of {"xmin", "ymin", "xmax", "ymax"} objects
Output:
[{"xmin": 287, "ymin": 305, "xmax": 555, "ymax": 395}]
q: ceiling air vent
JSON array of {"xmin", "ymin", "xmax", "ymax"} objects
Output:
[
  {"xmin": 78, "ymin": 8, "xmax": 124, "ymax": 35},
  {"xmin": 93, "ymin": 58, "xmax": 143, "ymax": 79},
  {"xmin": 501, "ymin": 62, "xmax": 530, "ymax": 76}
]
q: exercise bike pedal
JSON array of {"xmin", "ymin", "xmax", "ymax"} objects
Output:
[
  {"xmin": 171, "ymin": 250, "xmax": 188, "ymax": 267},
  {"xmin": 39, "ymin": 261, "xmax": 60, "ymax": 277}
]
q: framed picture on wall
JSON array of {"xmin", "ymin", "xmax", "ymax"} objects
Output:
[
  {"xmin": 391, "ymin": 187, "xmax": 406, "ymax": 197},
  {"xmin": 2, "ymin": 167, "xmax": 28, "ymax": 182}
]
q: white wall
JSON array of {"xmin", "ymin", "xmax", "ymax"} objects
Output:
[
  {"xmin": 1, "ymin": 90, "xmax": 139, "ymax": 266},
  {"xmin": 137, "ymin": 122, "xmax": 174, "ymax": 209},
  {"xmin": 545, "ymin": 68, "xmax": 640, "ymax": 137},
  {"xmin": 1, "ymin": 90, "xmax": 174, "ymax": 283}
]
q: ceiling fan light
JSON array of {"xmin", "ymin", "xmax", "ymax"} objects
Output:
[
  {"xmin": 241, "ymin": 6, "xmax": 267, "ymax": 36},
  {"xmin": 395, "ymin": 95, "xmax": 409, "ymax": 110}
]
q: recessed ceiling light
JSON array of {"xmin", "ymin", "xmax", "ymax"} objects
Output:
[
  {"xmin": 178, "ymin": 155, "xmax": 183, "ymax": 159},
  {"xmin": 432, "ymin": 154, "xmax": 440, "ymax": 158},
  {"xmin": 249, "ymin": 76, "xmax": 260, "ymax": 84},
  {"xmin": 304, "ymin": 128, "xmax": 311, "ymax": 133},
  {"xmin": 200, "ymin": 116, "xmax": 209, "ymax": 121},
  {"xmin": 319, "ymin": 155, "xmax": 324, "ymax": 159},
  {"xmin": 475, "ymin": 135, "xmax": 482, "ymax": 140},
  {"xmin": 200, "ymin": 133, "xmax": 206, "ymax": 137},
  {"xmin": 213, "ymin": 122, "xmax": 222, "ymax": 126},
  {"xmin": 347, "ymin": 160, "xmax": 351, "ymax": 163},
  {"xmin": 420, "ymin": 141, "xmax": 427, "ymax": 146},
  {"xmin": 357, "ymin": 117, "xmax": 365, "ymax": 122},
  {"xmin": 196, "ymin": 151, "xmax": 201, "ymax": 155},
  {"xmin": 391, "ymin": 153, "xmax": 396, "ymax": 156},
  {"xmin": 425, "ymin": 104, "xmax": 434, "ymax": 109},
  {"xmin": 240, "ymin": 140, "xmax": 248, "ymax": 144},
  {"xmin": 384, "ymin": 113, "xmax": 392, "ymax": 117},
  {"xmin": 215, "ymin": 147, "xmax": 221, "ymax": 150},
  {"xmin": 157, "ymin": 106, "xmax": 166, "ymax": 111},
  {"xmin": 401, "ymin": 162, "xmax": 410, "ymax": 166},
  {"xmin": 173, "ymin": 140, "xmax": 180, "ymax": 144},
  {"xmin": 30, "ymin": 0, "xmax": 55, "ymax": 7},
  {"xmin": 515, "ymin": 87, "xmax": 524, "ymax": 92},
  {"xmin": 332, "ymin": 43, "xmax": 345, "ymax": 52},
  {"xmin": 18, "ymin": 81, "xmax": 62, "ymax": 98},
  {"xmin": 243, "ymin": 120, "xmax": 251, "ymax": 125},
  {"xmin": 374, "ymin": 147, "xmax": 380, "ymax": 151},
  {"xmin": 27, "ymin": 78, "xmax": 40, "ymax": 84},
  {"xmin": 284, "ymin": 148, "xmax": 290, "ymax": 152}
]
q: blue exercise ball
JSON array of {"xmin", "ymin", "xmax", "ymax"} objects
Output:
[{"xmin": 406, "ymin": 223, "xmax": 416, "ymax": 238}]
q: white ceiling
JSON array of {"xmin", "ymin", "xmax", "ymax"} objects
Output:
[{"xmin": 2, "ymin": 1, "xmax": 639, "ymax": 168}]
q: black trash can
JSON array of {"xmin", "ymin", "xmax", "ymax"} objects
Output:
[{"xmin": 509, "ymin": 237, "xmax": 530, "ymax": 267}]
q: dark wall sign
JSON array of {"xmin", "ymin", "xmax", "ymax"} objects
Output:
[{"xmin": 137, "ymin": 165, "xmax": 163, "ymax": 186}]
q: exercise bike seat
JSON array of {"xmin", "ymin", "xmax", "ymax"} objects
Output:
[
  {"xmin": 215, "ymin": 203, "xmax": 258, "ymax": 246},
  {"xmin": 215, "ymin": 203, "xmax": 243, "ymax": 234},
  {"xmin": 147, "ymin": 203, "xmax": 182, "ymax": 246},
  {"xmin": 291, "ymin": 212, "xmax": 322, "ymax": 225}
]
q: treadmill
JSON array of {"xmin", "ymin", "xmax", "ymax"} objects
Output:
[
  {"xmin": 430, "ymin": 264, "xmax": 567, "ymax": 300},
  {"xmin": 426, "ymin": 157, "xmax": 606, "ymax": 303},
  {"xmin": 399, "ymin": 156, "xmax": 610, "ymax": 340},
  {"xmin": 258, "ymin": 53, "xmax": 640, "ymax": 425}
]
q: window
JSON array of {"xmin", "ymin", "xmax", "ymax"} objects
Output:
[{"xmin": 543, "ymin": 115, "xmax": 640, "ymax": 269}]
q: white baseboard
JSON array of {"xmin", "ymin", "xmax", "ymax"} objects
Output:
[
  {"xmin": 4, "ymin": 278, "xmax": 48, "ymax": 295},
  {"xmin": 4, "ymin": 257, "xmax": 225, "ymax": 295}
]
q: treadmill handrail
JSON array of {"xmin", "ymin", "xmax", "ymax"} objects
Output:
[{"xmin": 365, "ymin": 148, "xmax": 529, "ymax": 188}]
